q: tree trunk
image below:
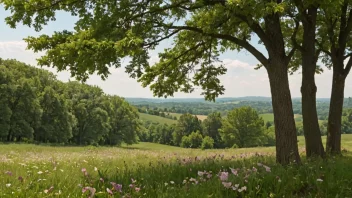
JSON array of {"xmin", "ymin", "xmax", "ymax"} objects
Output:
[
  {"xmin": 301, "ymin": 73, "xmax": 325, "ymax": 157},
  {"xmin": 300, "ymin": 7, "xmax": 325, "ymax": 158},
  {"xmin": 326, "ymin": 72, "xmax": 345, "ymax": 154},
  {"xmin": 267, "ymin": 61, "xmax": 301, "ymax": 165}
]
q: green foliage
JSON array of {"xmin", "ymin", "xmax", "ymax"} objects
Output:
[
  {"xmin": 188, "ymin": 131, "xmax": 203, "ymax": 148},
  {"xmin": 0, "ymin": 59, "xmax": 140, "ymax": 146},
  {"xmin": 220, "ymin": 107, "xmax": 265, "ymax": 148},
  {"xmin": 202, "ymin": 112, "xmax": 223, "ymax": 148},
  {"xmin": 201, "ymin": 136, "xmax": 215, "ymax": 149},
  {"xmin": 180, "ymin": 136, "xmax": 192, "ymax": 148},
  {"xmin": 173, "ymin": 113, "xmax": 202, "ymax": 146}
]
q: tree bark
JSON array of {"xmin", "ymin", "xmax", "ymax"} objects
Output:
[
  {"xmin": 300, "ymin": 7, "xmax": 325, "ymax": 158},
  {"xmin": 326, "ymin": 72, "xmax": 345, "ymax": 154},
  {"xmin": 267, "ymin": 62, "xmax": 301, "ymax": 165}
]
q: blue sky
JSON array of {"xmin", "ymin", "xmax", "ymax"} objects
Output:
[{"xmin": 0, "ymin": 6, "xmax": 351, "ymax": 99}]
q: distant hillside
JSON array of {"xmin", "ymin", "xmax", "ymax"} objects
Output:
[{"xmin": 139, "ymin": 113, "xmax": 177, "ymax": 125}]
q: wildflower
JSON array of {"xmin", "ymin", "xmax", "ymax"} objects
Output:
[
  {"xmin": 238, "ymin": 186, "xmax": 247, "ymax": 192},
  {"xmin": 82, "ymin": 187, "xmax": 96, "ymax": 198},
  {"xmin": 110, "ymin": 182, "xmax": 122, "ymax": 193},
  {"xmin": 6, "ymin": 183, "xmax": 11, "ymax": 188},
  {"xmin": 207, "ymin": 173, "xmax": 212, "ymax": 179},
  {"xmin": 263, "ymin": 165, "xmax": 271, "ymax": 172},
  {"xmin": 55, "ymin": 190, "xmax": 62, "ymax": 195},
  {"xmin": 37, "ymin": 171, "xmax": 43, "ymax": 174},
  {"xmin": 135, "ymin": 187, "xmax": 141, "ymax": 192},
  {"xmin": 189, "ymin": 178, "xmax": 197, "ymax": 182},
  {"xmin": 44, "ymin": 186, "xmax": 54, "ymax": 194},
  {"xmin": 170, "ymin": 181, "xmax": 175, "ymax": 184},
  {"xmin": 230, "ymin": 168, "xmax": 238, "ymax": 176},
  {"xmin": 222, "ymin": 182, "xmax": 232, "ymax": 189},
  {"xmin": 5, "ymin": 171, "xmax": 12, "ymax": 176},
  {"xmin": 106, "ymin": 188, "xmax": 113, "ymax": 196},
  {"xmin": 164, "ymin": 182, "xmax": 168, "ymax": 186},
  {"xmin": 198, "ymin": 171, "xmax": 204, "ymax": 176},
  {"xmin": 100, "ymin": 178, "xmax": 104, "ymax": 183},
  {"xmin": 131, "ymin": 178, "xmax": 136, "ymax": 183},
  {"xmin": 317, "ymin": 179, "xmax": 323, "ymax": 182},
  {"xmin": 129, "ymin": 184, "xmax": 135, "ymax": 188},
  {"xmin": 276, "ymin": 176, "xmax": 281, "ymax": 182},
  {"xmin": 94, "ymin": 167, "xmax": 98, "ymax": 171},
  {"xmin": 219, "ymin": 172, "xmax": 229, "ymax": 181},
  {"xmin": 252, "ymin": 167, "xmax": 258, "ymax": 172},
  {"xmin": 18, "ymin": 176, "xmax": 23, "ymax": 183}
]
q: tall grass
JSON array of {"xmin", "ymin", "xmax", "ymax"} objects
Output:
[{"xmin": 0, "ymin": 135, "xmax": 352, "ymax": 197}]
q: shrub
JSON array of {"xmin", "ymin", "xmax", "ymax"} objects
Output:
[
  {"xmin": 201, "ymin": 136, "xmax": 214, "ymax": 149},
  {"xmin": 180, "ymin": 136, "xmax": 191, "ymax": 148},
  {"xmin": 189, "ymin": 131, "xmax": 203, "ymax": 148}
]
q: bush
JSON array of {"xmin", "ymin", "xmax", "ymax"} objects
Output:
[
  {"xmin": 180, "ymin": 136, "xmax": 191, "ymax": 148},
  {"xmin": 189, "ymin": 131, "xmax": 203, "ymax": 148},
  {"xmin": 201, "ymin": 136, "xmax": 214, "ymax": 149}
]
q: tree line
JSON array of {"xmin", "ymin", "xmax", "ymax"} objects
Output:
[
  {"xmin": 0, "ymin": 59, "xmax": 141, "ymax": 146},
  {"xmin": 3, "ymin": 0, "xmax": 352, "ymax": 164},
  {"xmin": 140, "ymin": 107, "xmax": 276, "ymax": 149}
]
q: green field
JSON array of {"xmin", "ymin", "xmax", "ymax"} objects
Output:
[
  {"xmin": 139, "ymin": 113, "xmax": 177, "ymax": 124},
  {"xmin": 169, "ymin": 112, "xmax": 208, "ymax": 121},
  {"xmin": 1, "ymin": 135, "xmax": 352, "ymax": 197},
  {"xmin": 260, "ymin": 113, "xmax": 315, "ymax": 123}
]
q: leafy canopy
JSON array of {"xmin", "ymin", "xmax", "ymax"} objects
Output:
[{"xmin": 2, "ymin": 0, "xmax": 296, "ymax": 101}]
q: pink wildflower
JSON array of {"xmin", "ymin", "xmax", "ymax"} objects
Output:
[
  {"xmin": 263, "ymin": 165, "xmax": 271, "ymax": 172},
  {"xmin": 219, "ymin": 172, "xmax": 229, "ymax": 181},
  {"xmin": 81, "ymin": 168, "xmax": 88, "ymax": 176},
  {"xmin": 82, "ymin": 187, "xmax": 96, "ymax": 198},
  {"xmin": 106, "ymin": 188, "xmax": 113, "ymax": 196},
  {"xmin": 5, "ymin": 171, "xmax": 12, "ymax": 176},
  {"xmin": 110, "ymin": 182, "xmax": 122, "ymax": 193},
  {"xmin": 135, "ymin": 187, "xmax": 141, "ymax": 192},
  {"xmin": 222, "ymin": 182, "xmax": 232, "ymax": 189},
  {"xmin": 230, "ymin": 168, "xmax": 238, "ymax": 176},
  {"xmin": 129, "ymin": 184, "xmax": 135, "ymax": 188}
]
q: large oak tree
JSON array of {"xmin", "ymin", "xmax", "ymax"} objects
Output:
[{"xmin": 2, "ymin": 0, "xmax": 302, "ymax": 164}]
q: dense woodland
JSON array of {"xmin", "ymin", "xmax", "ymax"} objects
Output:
[
  {"xmin": 2, "ymin": 58, "xmax": 352, "ymax": 150},
  {"xmin": 0, "ymin": 59, "xmax": 141, "ymax": 145}
]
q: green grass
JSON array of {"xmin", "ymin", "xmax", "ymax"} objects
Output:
[
  {"xmin": 259, "ymin": 113, "xmax": 325, "ymax": 124},
  {"xmin": 1, "ymin": 135, "xmax": 352, "ymax": 197},
  {"xmin": 139, "ymin": 113, "xmax": 177, "ymax": 124}
]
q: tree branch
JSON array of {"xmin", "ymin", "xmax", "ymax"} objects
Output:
[
  {"xmin": 315, "ymin": 39, "xmax": 332, "ymax": 56},
  {"xmin": 143, "ymin": 29, "xmax": 181, "ymax": 47},
  {"xmin": 344, "ymin": 56, "xmax": 352, "ymax": 76},
  {"xmin": 165, "ymin": 25, "xmax": 269, "ymax": 66}
]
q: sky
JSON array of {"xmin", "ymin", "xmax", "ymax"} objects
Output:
[{"xmin": 0, "ymin": 6, "xmax": 351, "ymax": 99}]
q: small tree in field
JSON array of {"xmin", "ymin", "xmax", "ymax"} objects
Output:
[
  {"xmin": 220, "ymin": 107, "xmax": 265, "ymax": 148},
  {"xmin": 201, "ymin": 136, "xmax": 215, "ymax": 149}
]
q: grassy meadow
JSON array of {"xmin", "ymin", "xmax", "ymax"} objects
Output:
[
  {"xmin": 138, "ymin": 113, "xmax": 177, "ymax": 125},
  {"xmin": 1, "ymin": 135, "xmax": 352, "ymax": 197}
]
